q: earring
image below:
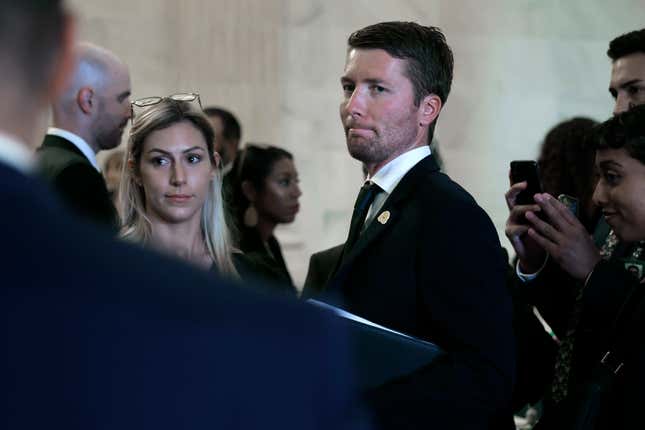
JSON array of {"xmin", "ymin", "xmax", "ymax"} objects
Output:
[{"xmin": 244, "ymin": 204, "xmax": 258, "ymax": 227}]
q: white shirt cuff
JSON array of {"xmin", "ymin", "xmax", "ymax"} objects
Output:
[{"xmin": 516, "ymin": 255, "xmax": 549, "ymax": 282}]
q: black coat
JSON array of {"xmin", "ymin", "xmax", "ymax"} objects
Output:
[
  {"xmin": 318, "ymin": 155, "xmax": 516, "ymax": 429},
  {"xmin": 521, "ymin": 254, "xmax": 645, "ymax": 430},
  {"xmin": 37, "ymin": 134, "xmax": 118, "ymax": 230},
  {"xmin": 2, "ymin": 160, "xmax": 370, "ymax": 430},
  {"xmin": 236, "ymin": 225, "xmax": 297, "ymax": 296}
]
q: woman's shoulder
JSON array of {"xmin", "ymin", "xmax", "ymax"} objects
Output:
[{"xmin": 233, "ymin": 250, "xmax": 296, "ymax": 296}]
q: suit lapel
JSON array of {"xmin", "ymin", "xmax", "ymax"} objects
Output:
[{"xmin": 335, "ymin": 155, "xmax": 440, "ymax": 277}]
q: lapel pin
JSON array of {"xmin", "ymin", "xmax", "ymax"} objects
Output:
[{"xmin": 377, "ymin": 211, "xmax": 391, "ymax": 225}]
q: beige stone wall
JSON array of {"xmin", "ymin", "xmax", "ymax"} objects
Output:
[{"xmin": 69, "ymin": 0, "xmax": 645, "ymax": 288}]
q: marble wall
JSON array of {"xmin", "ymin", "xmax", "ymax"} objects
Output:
[{"xmin": 69, "ymin": 0, "xmax": 645, "ymax": 287}]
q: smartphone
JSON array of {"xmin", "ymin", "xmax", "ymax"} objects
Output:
[{"xmin": 510, "ymin": 160, "xmax": 543, "ymax": 205}]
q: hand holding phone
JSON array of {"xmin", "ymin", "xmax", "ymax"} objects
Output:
[{"xmin": 505, "ymin": 160, "xmax": 548, "ymax": 272}]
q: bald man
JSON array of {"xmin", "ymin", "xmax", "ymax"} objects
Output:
[{"xmin": 37, "ymin": 42, "xmax": 131, "ymax": 230}]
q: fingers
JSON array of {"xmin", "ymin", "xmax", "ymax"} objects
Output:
[
  {"xmin": 525, "ymin": 210, "xmax": 561, "ymax": 243},
  {"xmin": 527, "ymin": 227, "xmax": 557, "ymax": 256},
  {"xmin": 534, "ymin": 193, "xmax": 581, "ymax": 231},
  {"xmin": 506, "ymin": 200, "xmax": 542, "ymax": 225},
  {"xmin": 505, "ymin": 181, "xmax": 527, "ymax": 210},
  {"xmin": 508, "ymin": 203, "xmax": 541, "ymax": 226},
  {"xmin": 551, "ymin": 195, "xmax": 580, "ymax": 226},
  {"xmin": 505, "ymin": 223, "xmax": 529, "ymax": 239}
]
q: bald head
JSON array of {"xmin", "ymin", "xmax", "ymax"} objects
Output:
[
  {"xmin": 53, "ymin": 42, "xmax": 132, "ymax": 153},
  {"xmin": 58, "ymin": 43, "xmax": 126, "ymax": 106}
]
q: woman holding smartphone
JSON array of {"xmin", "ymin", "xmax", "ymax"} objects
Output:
[{"xmin": 506, "ymin": 105, "xmax": 645, "ymax": 430}]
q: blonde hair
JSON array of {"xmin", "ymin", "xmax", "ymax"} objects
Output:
[{"xmin": 119, "ymin": 99, "xmax": 237, "ymax": 277}]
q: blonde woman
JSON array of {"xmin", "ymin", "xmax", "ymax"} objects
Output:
[{"xmin": 120, "ymin": 94, "xmax": 237, "ymax": 276}]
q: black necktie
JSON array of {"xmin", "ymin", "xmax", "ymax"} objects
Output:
[{"xmin": 344, "ymin": 182, "xmax": 379, "ymax": 254}]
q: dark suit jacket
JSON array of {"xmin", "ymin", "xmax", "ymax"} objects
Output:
[
  {"xmin": 37, "ymin": 134, "xmax": 118, "ymax": 230},
  {"xmin": 2, "ymin": 161, "xmax": 369, "ymax": 429},
  {"xmin": 318, "ymin": 155, "xmax": 515, "ymax": 429},
  {"xmin": 566, "ymin": 260, "xmax": 645, "ymax": 430},
  {"xmin": 517, "ymin": 252, "xmax": 645, "ymax": 430},
  {"xmin": 302, "ymin": 244, "xmax": 344, "ymax": 299}
]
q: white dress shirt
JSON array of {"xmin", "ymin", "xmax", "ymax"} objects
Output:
[
  {"xmin": 363, "ymin": 146, "xmax": 432, "ymax": 227},
  {"xmin": 47, "ymin": 127, "xmax": 100, "ymax": 172},
  {"xmin": 0, "ymin": 131, "xmax": 34, "ymax": 174}
]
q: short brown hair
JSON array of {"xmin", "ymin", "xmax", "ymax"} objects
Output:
[
  {"xmin": 347, "ymin": 21, "xmax": 454, "ymax": 141},
  {"xmin": 607, "ymin": 29, "xmax": 645, "ymax": 61},
  {"xmin": 0, "ymin": 0, "xmax": 66, "ymax": 92},
  {"xmin": 348, "ymin": 21, "xmax": 454, "ymax": 106}
]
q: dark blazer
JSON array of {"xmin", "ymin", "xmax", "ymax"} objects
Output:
[
  {"xmin": 302, "ymin": 244, "xmax": 344, "ymax": 299},
  {"xmin": 516, "ymin": 251, "xmax": 645, "ymax": 430},
  {"xmin": 237, "ymin": 225, "xmax": 297, "ymax": 295},
  {"xmin": 318, "ymin": 155, "xmax": 515, "ymax": 429},
  {"xmin": 37, "ymin": 134, "xmax": 118, "ymax": 230},
  {"xmin": 566, "ymin": 260, "xmax": 645, "ymax": 430},
  {"xmin": 2, "ymin": 161, "xmax": 369, "ymax": 430}
]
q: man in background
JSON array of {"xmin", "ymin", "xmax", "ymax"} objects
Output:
[
  {"xmin": 37, "ymin": 42, "xmax": 131, "ymax": 230},
  {"xmin": 608, "ymin": 28, "xmax": 645, "ymax": 115},
  {"xmin": 204, "ymin": 105, "xmax": 242, "ymax": 174}
]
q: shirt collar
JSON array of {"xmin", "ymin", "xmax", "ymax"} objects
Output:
[
  {"xmin": 368, "ymin": 146, "xmax": 431, "ymax": 194},
  {"xmin": 0, "ymin": 130, "xmax": 35, "ymax": 174},
  {"xmin": 47, "ymin": 127, "xmax": 100, "ymax": 172}
]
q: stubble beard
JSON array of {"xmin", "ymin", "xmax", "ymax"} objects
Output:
[
  {"xmin": 95, "ymin": 121, "xmax": 124, "ymax": 152},
  {"xmin": 346, "ymin": 120, "xmax": 420, "ymax": 168},
  {"xmin": 347, "ymin": 132, "xmax": 387, "ymax": 165}
]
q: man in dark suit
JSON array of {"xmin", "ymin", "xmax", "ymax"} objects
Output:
[
  {"xmin": 205, "ymin": 106, "xmax": 243, "ymax": 235},
  {"xmin": 317, "ymin": 21, "xmax": 515, "ymax": 428},
  {"xmin": 37, "ymin": 41, "xmax": 132, "ymax": 230},
  {"xmin": 2, "ymin": 2, "xmax": 368, "ymax": 429},
  {"xmin": 204, "ymin": 106, "xmax": 242, "ymax": 175}
]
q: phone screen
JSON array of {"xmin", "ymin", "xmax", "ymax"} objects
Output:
[{"xmin": 510, "ymin": 160, "xmax": 543, "ymax": 205}]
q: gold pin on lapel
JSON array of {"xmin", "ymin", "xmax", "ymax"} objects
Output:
[{"xmin": 377, "ymin": 211, "xmax": 391, "ymax": 225}]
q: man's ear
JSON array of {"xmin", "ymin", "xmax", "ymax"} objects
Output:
[
  {"xmin": 77, "ymin": 87, "xmax": 94, "ymax": 114},
  {"xmin": 241, "ymin": 180, "xmax": 257, "ymax": 203},
  {"xmin": 419, "ymin": 94, "xmax": 442, "ymax": 127},
  {"xmin": 212, "ymin": 151, "xmax": 222, "ymax": 173},
  {"xmin": 47, "ymin": 12, "xmax": 76, "ymax": 102}
]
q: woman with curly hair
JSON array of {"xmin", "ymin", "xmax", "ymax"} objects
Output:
[{"xmin": 537, "ymin": 117, "xmax": 599, "ymax": 231}]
